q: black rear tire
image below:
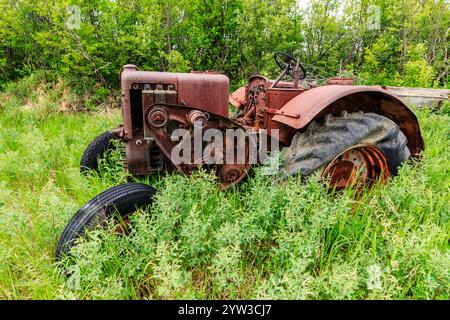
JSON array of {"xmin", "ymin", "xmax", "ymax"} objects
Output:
[
  {"xmin": 80, "ymin": 131, "xmax": 118, "ymax": 173},
  {"xmin": 56, "ymin": 183, "xmax": 156, "ymax": 260},
  {"xmin": 283, "ymin": 112, "xmax": 411, "ymax": 177}
]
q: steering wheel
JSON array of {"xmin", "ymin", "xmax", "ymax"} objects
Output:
[{"xmin": 274, "ymin": 51, "xmax": 306, "ymax": 80}]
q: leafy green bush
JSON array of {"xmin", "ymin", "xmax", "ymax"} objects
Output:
[
  {"xmin": 1, "ymin": 72, "xmax": 118, "ymax": 113},
  {"xmin": 4, "ymin": 71, "xmax": 49, "ymax": 103},
  {"xmin": 1, "ymin": 0, "xmax": 448, "ymax": 96},
  {"xmin": 401, "ymin": 44, "xmax": 435, "ymax": 88},
  {"xmin": 440, "ymin": 101, "xmax": 450, "ymax": 116}
]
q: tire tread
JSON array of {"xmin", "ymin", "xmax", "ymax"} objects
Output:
[
  {"xmin": 56, "ymin": 183, "xmax": 156, "ymax": 259},
  {"xmin": 80, "ymin": 131, "xmax": 117, "ymax": 173},
  {"xmin": 283, "ymin": 112, "xmax": 410, "ymax": 176}
]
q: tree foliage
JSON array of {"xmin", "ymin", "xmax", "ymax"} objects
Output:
[{"xmin": 0, "ymin": 0, "xmax": 448, "ymax": 93}]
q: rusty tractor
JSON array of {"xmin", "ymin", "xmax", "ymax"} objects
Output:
[{"xmin": 56, "ymin": 52, "xmax": 424, "ymax": 259}]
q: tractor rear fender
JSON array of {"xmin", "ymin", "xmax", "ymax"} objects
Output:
[{"xmin": 272, "ymin": 85, "xmax": 424, "ymax": 156}]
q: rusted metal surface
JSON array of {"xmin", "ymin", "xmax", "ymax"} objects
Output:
[
  {"xmin": 117, "ymin": 53, "xmax": 424, "ymax": 186},
  {"xmin": 271, "ymin": 85, "xmax": 424, "ymax": 156},
  {"xmin": 111, "ymin": 125, "xmax": 126, "ymax": 140},
  {"xmin": 186, "ymin": 110, "xmax": 208, "ymax": 127},
  {"xmin": 121, "ymin": 64, "xmax": 229, "ymax": 140},
  {"xmin": 321, "ymin": 144, "xmax": 390, "ymax": 190},
  {"xmin": 121, "ymin": 65, "xmax": 231, "ymax": 176},
  {"xmin": 143, "ymin": 102, "xmax": 249, "ymax": 187},
  {"xmin": 231, "ymin": 76, "xmax": 304, "ymax": 145},
  {"xmin": 229, "ymin": 86, "xmax": 247, "ymax": 109},
  {"xmin": 326, "ymin": 77, "xmax": 354, "ymax": 85}
]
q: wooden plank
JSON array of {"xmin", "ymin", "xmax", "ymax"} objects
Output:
[
  {"xmin": 386, "ymin": 86, "xmax": 450, "ymax": 99},
  {"xmin": 386, "ymin": 86, "xmax": 449, "ymax": 107}
]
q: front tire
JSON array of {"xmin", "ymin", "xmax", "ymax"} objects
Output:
[
  {"xmin": 80, "ymin": 131, "xmax": 118, "ymax": 173},
  {"xmin": 56, "ymin": 183, "xmax": 156, "ymax": 260}
]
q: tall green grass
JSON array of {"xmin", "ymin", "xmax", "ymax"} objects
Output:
[{"xmin": 0, "ymin": 82, "xmax": 448, "ymax": 300}]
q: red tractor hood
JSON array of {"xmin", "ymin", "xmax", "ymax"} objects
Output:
[{"xmin": 121, "ymin": 65, "xmax": 230, "ymax": 118}]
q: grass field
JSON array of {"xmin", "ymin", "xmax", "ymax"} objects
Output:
[{"xmin": 0, "ymin": 78, "xmax": 448, "ymax": 300}]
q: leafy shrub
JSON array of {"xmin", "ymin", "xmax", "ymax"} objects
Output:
[
  {"xmin": 4, "ymin": 71, "xmax": 48, "ymax": 103},
  {"xmin": 1, "ymin": 0, "xmax": 448, "ymax": 96},
  {"xmin": 440, "ymin": 100, "xmax": 450, "ymax": 116},
  {"xmin": 401, "ymin": 44, "xmax": 435, "ymax": 88}
]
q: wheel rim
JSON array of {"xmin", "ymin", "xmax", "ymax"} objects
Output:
[
  {"xmin": 114, "ymin": 216, "xmax": 131, "ymax": 235},
  {"xmin": 321, "ymin": 144, "xmax": 390, "ymax": 190}
]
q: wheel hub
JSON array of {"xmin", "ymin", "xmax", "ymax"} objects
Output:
[{"xmin": 321, "ymin": 144, "xmax": 390, "ymax": 190}]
